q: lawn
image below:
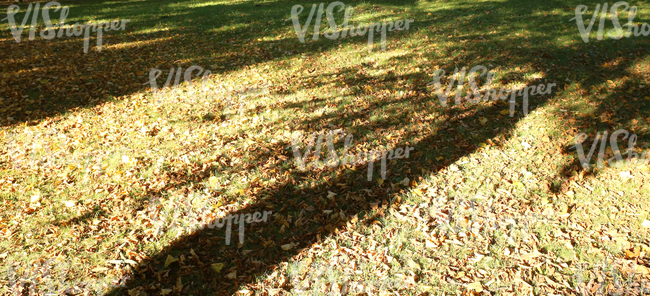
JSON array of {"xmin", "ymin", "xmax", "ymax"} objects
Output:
[{"xmin": 1, "ymin": 0, "xmax": 650, "ymax": 295}]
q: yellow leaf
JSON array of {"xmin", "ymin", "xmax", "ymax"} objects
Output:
[
  {"xmin": 645, "ymin": 96, "xmax": 650, "ymax": 100},
  {"xmin": 281, "ymin": 243, "xmax": 295, "ymax": 250},
  {"xmin": 160, "ymin": 289, "xmax": 172, "ymax": 296},
  {"xmin": 467, "ymin": 281, "xmax": 483, "ymax": 292},
  {"xmin": 175, "ymin": 277, "xmax": 183, "ymax": 292},
  {"xmin": 164, "ymin": 255, "xmax": 178, "ymax": 267},
  {"xmin": 30, "ymin": 194, "xmax": 41, "ymax": 203},
  {"xmin": 413, "ymin": 188, "xmax": 423, "ymax": 197},
  {"xmin": 479, "ymin": 117, "xmax": 488, "ymax": 125},
  {"xmin": 425, "ymin": 240, "xmax": 436, "ymax": 248},
  {"xmin": 500, "ymin": 109, "xmax": 510, "ymax": 115},
  {"xmin": 327, "ymin": 191, "xmax": 337, "ymax": 198},
  {"xmin": 377, "ymin": 178, "xmax": 384, "ymax": 186},
  {"xmin": 211, "ymin": 263, "xmax": 224, "ymax": 273},
  {"xmin": 208, "ymin": 176, "xmax": 219, "ymax": 188},
  {"xmin": 607, "ymin": 80, "xmax": 615, "ymax": 87},
  {"xmin": 642, "ymin": 220, "xmax": 650, "ymax": 228}
]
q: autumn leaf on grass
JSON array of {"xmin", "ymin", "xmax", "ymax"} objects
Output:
[
  {"xmin": 281, "ymin": 243, "xmax": 296, "ymax": 250},
  {"xmin": 467, "ymin": 282, "xmax": 483, "ymax": 292},
  {"xmin": 122, "ymin": 155, "xmax": 138, "ymax": 166},
  {"xmin": 208, "ymin": 175, "xmax": 219, "ymax": 188},
  {"xmin": 642, "ymin": 220, "xmax": 650, "ymax": 228},
  {"xmin": 164, "ymin": 255, "xmax": 178, "ymax": 267},
  {"xmin": 31, "ymin": 194, "xmax": 41, "ymax": 203},
  {"xmin": 479, "ymin": 117, "xmax": 488, "ymax": 125},
  {"xmin": 211, "ymin": 263, "xmax": 224, "ymax": 273},
  {"xmin": 175, "ymin": 278, "xmax": 183, "ymax": 292},
  {"xmin": 500, "ymin": 109, "xmax": 510, "ymax": 115}
]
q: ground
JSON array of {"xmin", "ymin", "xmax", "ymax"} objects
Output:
[{"xmin": 1, "ymin": 0, "xmax": 650, "ymax": 295}]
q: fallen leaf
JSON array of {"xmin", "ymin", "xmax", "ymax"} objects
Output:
[
  {"xmin": 164, "ymin": 255, "xmax": 178, "ymax": 267},
  {"xmin": 208, "ymin": 176, "xmax": 219, "ymax": 188},
  {"xmin": 642, "ymin": 220, "xmax": 650, "ymax": 228},
  {"xmin": 620, "ymin": 171, "xmax": 633, "ymax": 179},
  {"xmin": 281, "ymin": 243, "xmax": 295, "ymax": 250},
  {"xmin": 91, "ymin": 266, "xmax": 109, "ymax": 273},
  {"xmin": 175, "ymin": 277, "xmax": 183, "ymax": 292},
  {"xmin": 30, "ymin": 194, "xmax": 41, "ymax": 203},
  {"xmin": 467, "ymin": 281, "xmax": 483, "ymax": 292},
  {"xmin": 425, "ymin": 240, "xmax": 436, "ymax": 248},
  {"xmin": 211, "ymin": 263, "xmax": 224, "ymax": 273}
]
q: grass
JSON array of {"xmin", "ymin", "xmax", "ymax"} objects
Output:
[{"xmin": 1, "ymin": 0, "xmax": 650, "ymax": 295}]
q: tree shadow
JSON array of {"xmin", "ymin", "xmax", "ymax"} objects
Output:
[
  {"xmin": 0, "ymin": 0, "xmax": 417, "ymax": 127},
  {"xmin": 105, "ymin": 27, "xmax": 649, "ymax": 296}
]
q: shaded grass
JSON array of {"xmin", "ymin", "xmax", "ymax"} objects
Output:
[{"xmin": 1, "ymin": 0, "xmax": 650, "ymax": 295}]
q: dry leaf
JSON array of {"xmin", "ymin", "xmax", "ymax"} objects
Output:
[
  {"xmin": 425, "ymin": 240, "xmax": 436, "ymax": 248},
  {"xmin": 175, "ymin": 278, "xmax": 183, "ymax": 292},
  {"xmin": 281, "ymin": 243, "xmax": 295, "ymax": 250},
  {"xmin": 467, "ymin": 281, "xmax": 483, "ymax": 292},
  {"xmin": 642, "ymin": 220, "xmax": 650, "ymax": 228},
  {"xmin": 164, "ymin": 255, "xmax": 178, "ymax": 267},
  {"xmin": 30, "ymin": 194, "xmax": 41, "ymax": 203},
  {"xmin": 211, "ymin": 263, "xmax": 224, "ymax": 273},
  {"xmin": 208, "ymin": 176, "xmax": 219, "ymax": 188}
]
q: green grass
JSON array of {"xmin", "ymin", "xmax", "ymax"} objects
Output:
[{"xmin": 1, "ymin": 0, "xmax": 650, "ymax": 295}]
